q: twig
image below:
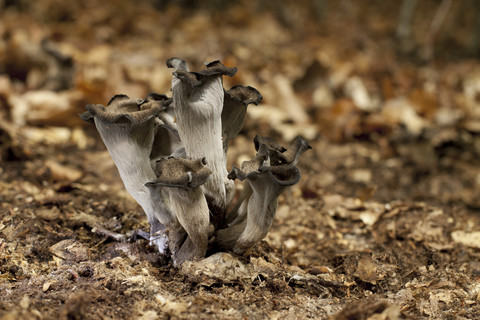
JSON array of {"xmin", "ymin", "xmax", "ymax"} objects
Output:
[{"xmin": 91, "ymin": 225, "xmax": 127, "ymax": 242}]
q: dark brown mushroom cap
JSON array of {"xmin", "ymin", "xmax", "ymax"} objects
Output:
[
  {"xmin": 276, "ymin": 136, "xmax": 312, "ymax": 165},
  {"xmin": 228, "ymin": 144, "xmax": 268, "ymax": 181},
  {"xmin": 166, "ymin": 57, "xmax": 237, "ymax": 88},
  {"xmin": 146, "ymin": 157, "xmax": 212, "ymax": 190},
  {"xmin": 228, "ymin": 163, "xmax": 300, "ymax": 186},
  {"xmin": 141, "ymin": 92, "xmax": 171, "ymax": 111},
  {"xmin": 253, "ymin": 135, "xmax": 287, "ymax": 153},
  {"xmin": 225, "ymin": 85, "xmax": 263, "ymax": 107},
  {"xmin": 263, "ymin": 165, "xmax": 301, "ymax": 186},
  {"xmin": 201, "ymin": 60, "xmax": 237, "ymax": 77},
  {"xmin": 222, "ymin": 85, "xmax": 263, "ymax": 150},
  {"xmin": 253, "ymin": 135, "xmax": 287, "ymax": 165},
  {"xmin": 229, "ymin": 136, "xmax": 309, "ymax": 186},
  {"xmin": 80, "ymin": 94, "xmax": 168, "ymax": 124},
  {"xmin": 166, "ymin": 57, "xmax": 189, "ymax": 71},
  {"xmin": 253, "ymin": 135, "xmax": 312, "ymax": 166}
]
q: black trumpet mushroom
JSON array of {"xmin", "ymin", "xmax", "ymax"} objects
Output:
[{"xmin": 81, "ymin": 58, "xmax": 310, "ymax": 266}]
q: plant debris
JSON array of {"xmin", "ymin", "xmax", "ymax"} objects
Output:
[{"xmin": 2, "ymin": 0, "xmax": 480, "ymax": 318}]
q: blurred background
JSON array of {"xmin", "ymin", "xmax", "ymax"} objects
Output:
[
  {"xmin": 2, "ymin": 1, "xmax": 480, "ymax": 318},
  {"xmin": 2, "ymin": 0, "xmax": 480, "ymax": 207}
]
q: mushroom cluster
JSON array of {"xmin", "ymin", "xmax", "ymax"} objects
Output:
[{"xmin": 81, "ymin": 58, "xmax": 311, "ymax": 266}]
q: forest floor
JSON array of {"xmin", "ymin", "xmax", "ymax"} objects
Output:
[{"xmin": 1, "ymin": 1, "xmax": 480, "ymax": 319}]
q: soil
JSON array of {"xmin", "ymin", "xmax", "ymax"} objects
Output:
[{"xmin": 1, "ymin": 1, "xmax": 480, "ymax": 319}]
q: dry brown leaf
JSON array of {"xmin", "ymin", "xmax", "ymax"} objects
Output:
[
  {"xmin": 49, "ymin": 239, "xmax": 89, "ymax": 262},
  {"xmin": 38, "ymin": 160, "xmax": 83, "ymax": 183}
]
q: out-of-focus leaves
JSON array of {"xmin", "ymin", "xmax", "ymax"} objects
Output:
[{"xmin": 2, "ymin": 1, "xmax": 480, "ymax": 319}]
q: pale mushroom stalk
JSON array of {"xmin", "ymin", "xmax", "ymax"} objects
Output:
[
  {"xmin": 213, "ymin": 144, "xmax": 269, "ymax": 252},
  {"xmin": 215, "ymin": 137, "xmax": 311, "ymax": 255},
  {"xmin": 168, "ymin": 187, "xmax": 209, "ymax": 265},
  {"xmin": 80, "ymin": 95, "xmax": 177, "ymax": 253},
  {"xmin": 146, "ymin": 157, "xmax": 212, "ymax": 265},
  {"xmin": 167, "ymin": 58, "xmax": 236, "ymax": 212},
  {"xmin": 233, "ymin": 166, "xmax": 300, "ymax": 255},
  {"xmin": 95, "ymin": 121, "xmax": 173, "ymax": 249}
]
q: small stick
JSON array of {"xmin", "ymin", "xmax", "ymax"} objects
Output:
[{"xmin": 91, "ymin": 225, "xmax": 127, "ymax": 242}]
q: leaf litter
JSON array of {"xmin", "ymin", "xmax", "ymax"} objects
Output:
[{"xmin": 1, "ymin": 0, "xmax": 480, "ymax": 319}]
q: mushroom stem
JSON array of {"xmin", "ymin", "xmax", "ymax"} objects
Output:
[
  {"xmin": 215, "ymin": 167, "xmax": 298, "ymax": 255},
  {"xmin": 94, "ymin": 119, "xmax": 180, "ymax": 255},
  {"xmin": 94, "ymin": 118, "xmax": 175, "ymax": 228},
  {"xmin": 168, "ymin": 187, "xmax": 210, "ymax": 265},
  {"xmin": 215, "ymin": 136, "xmax": 311, "ymax": 255},
  {"xmin": 81, "ymin": 95, "xmax": 180, "ymax": 255},
  {"xmin": 168, "ymin": 58, "xmax": 236, "ymax": 212},
  {"xmin": 224, "ymin": 182, "xmax": 252, "ymax": 226},
  {"xmin": 146, "ymin": 156, "xmax": 212, "ymax": 265},
  {"xmin": 233, "ymin": 168, "xmax": 298, "ymax": 255}
]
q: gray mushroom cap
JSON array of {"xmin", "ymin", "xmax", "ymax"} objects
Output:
[
  {"xmin": 146, "ymin": 157, "xmax": 212, "ymax": 190},
  {"xmin": 229, "ymin": 164, "xmax": 301, "ymax": 187},
  {"xmin": 274, "ymin": 136, "xmax": 312, "ymax": 166},
  {"xmin": 216, "ymin": 136, "xmax": 311, "ymax": 254},
  {"xmin": 252, "ymin": 135, "xmax": 312, "ymax": 167},
  {"xmin": 80, "ymin": 94, "xmax": 168, "ymax": 125},
  {"xmin": 253, "ymin": 135, "xmax": 286, "ymax": 153},
  {"xmin": 166, "ymin": 58, "xmax": 237, "ymax": 88},
  {"xmin": 222, "ymin": 85, "xmax": 263, "ymax": 152},
  {"xmin": 229, "ymin": 136, "xmax": 311, "ymax": 185}
]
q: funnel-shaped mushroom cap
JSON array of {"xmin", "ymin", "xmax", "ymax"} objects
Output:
[
  {"xmin": 80, "ymin": 94, "xmax": 167, "ymax": 125},
  {"xmin": 229, "ymin": 137, "xmax": 309, "ymax": 186},
  {"xmin": 167, "ymin": 58, "xmax": 237, "ymax": 87},
  {"xmin": 166, "ymin": 57, "xmax": 190, "ymax": 72},
  {"xmin": 253, "ymin": 135, "xmax": 287, "ymax": 154},
  {"xmin": 253, "ymin": 135, "xmax": 311, "ymax": 167},
  {"xmin": 228, "ymin": 151, "xmax": 301, "ymax": 190},
  {"xmin": 167, "ymin": 58, "xmax": 237, "ymax": 88},
  {"xmin": 227, "ymin": 144, "xmax": 269, "ymax": 181},
  {"xmin": 222, "ymin": 85, "xmax": 263, "ymax": 152},
  {"xmin": 141, "ymin": 92, "xmax": 171, "ymax": 110},
  {"xmin": 274, "ymin": 136, "xmax": 312, "ymax": 166},
  {"xmin": 217, "ymin": 136, "xmax": 311, "ymax": 254},
  {"xmin": 147, "ymin": 157, "xmax": 212, "ymax": 190}
]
